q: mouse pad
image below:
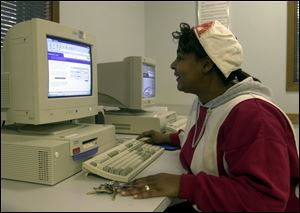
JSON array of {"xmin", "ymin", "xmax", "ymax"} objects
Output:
[{"xmin": 159, "ymin": 143, "xmax": 180, "ymax": 151}]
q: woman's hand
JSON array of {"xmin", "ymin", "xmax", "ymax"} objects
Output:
[
  {"xmin": 117, "ymin": 173, "xmax": 181, "ymax": 199},
  {"xmin": 137, "ymin": 130, "xmax": 171, "ymax": 145}
]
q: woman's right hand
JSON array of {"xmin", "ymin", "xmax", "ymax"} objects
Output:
[{"xmin": 136, "ymin": 130, "xmax": 171, "ymax": 145}]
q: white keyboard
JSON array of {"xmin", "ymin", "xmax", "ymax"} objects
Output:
[{"xmin": 82, "ymin": 138, "xmax": 164, "ymax": 182}]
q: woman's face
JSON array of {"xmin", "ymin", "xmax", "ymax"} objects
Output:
[{"xmin": 170, "ymin": 51, "xmax": 208, "ymax": 95}]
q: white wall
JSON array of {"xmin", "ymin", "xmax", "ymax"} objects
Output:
[
  {"xmin": 145, "ymin": 1, "xmax": 198, "ymax": 114},
  {"xmin": 230, "ymin": 1, "xmax": 298, "ymax": 113},
  {"xmin": 60, "ymin": 1, "xmax": 145, "ymax": 63},
  {"xmin": 60, "ymin": 1, "xmax": 298, "ymax": 138}
]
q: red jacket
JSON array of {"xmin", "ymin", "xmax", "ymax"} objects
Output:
[{"xmin": 170, "ymin": 96, "xmax": 299, "ymax": 212}]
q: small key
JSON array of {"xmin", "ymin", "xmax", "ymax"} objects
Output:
[{"xmin": 111, "ymin": 188, "xmax": 117, "ymax": 201}]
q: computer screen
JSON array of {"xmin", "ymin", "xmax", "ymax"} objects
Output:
[
  {"xmin": 2, "ymin": 18, "xmax": 98, "ymax": 125},
  {"xmin": 98, "ymin": 56, "xmax": 157, "ymax": 111},
  {"xmin": 47, "ymin": 36, "xmax": 92, "ymax": 98},
  {"xmin": 142, "ymin": 63, "xmax": 156, "ymax": 99}
]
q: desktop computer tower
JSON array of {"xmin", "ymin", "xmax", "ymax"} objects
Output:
[
  {"xmin": 1, "ymin": 124, "xmax": 117, "ymax": 185},
  {"xmin": 104, "ymin": 110, "xmax": 177, "ymax": 134}
]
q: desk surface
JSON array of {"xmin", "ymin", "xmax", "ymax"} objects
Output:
[{"xmin": 1, "ymin": 150, "xmax": 183, "ymax": 212}]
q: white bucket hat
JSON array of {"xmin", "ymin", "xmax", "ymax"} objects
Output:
[{"xmin": 192, "ymin": 20, "xmax": 243, "ymax": 78}]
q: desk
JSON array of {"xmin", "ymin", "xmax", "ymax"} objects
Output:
[{"xmin": 1, "ymin": 150, "xmax": 183, "ymax": 212}]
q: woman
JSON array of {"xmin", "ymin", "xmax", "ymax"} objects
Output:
[{"xmin": 117, "ymin": 20, "xmax": 299, "ymax": 212}]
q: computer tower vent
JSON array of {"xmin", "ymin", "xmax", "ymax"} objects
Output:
[
  {"xmin": 1, "ymin": 72, "xmax": 9, "ymax": 108},
  {"xmin": 38, "ymin": 151, "xmax": 49, "ymax": 181}
]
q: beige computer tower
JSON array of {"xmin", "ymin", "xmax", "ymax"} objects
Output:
[
  {"xmin": 104, "ymin": 111, "xmax": 177, "ymax": 134},
  {"xmin": 1, "ymin": 124, "xmax": 117, "ymax": 185},
  {"xmin": 1, "ymin": 134, "xmax": 83, "ymax": 185}
]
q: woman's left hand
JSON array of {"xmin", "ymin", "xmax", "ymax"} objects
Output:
[{"xmin": 117, "ymin": 173, "xmax": 181, "ymax": 199}]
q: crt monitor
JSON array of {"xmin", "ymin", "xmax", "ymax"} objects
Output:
[
  {"xmin": 98, "ymin": 56, "xmax": 156, "ymax": 111},
  {"xmin": 2, "ymin": 18, "xmax": 98, "ymax": 125}
]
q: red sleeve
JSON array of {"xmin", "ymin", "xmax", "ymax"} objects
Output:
[
  {"xmin": 169, "ymin": 129, "xmax": 184, "ymax": 147},
  {"xmin": 178, "ymin": 99, "xmax": 298, "ymax": 211}
]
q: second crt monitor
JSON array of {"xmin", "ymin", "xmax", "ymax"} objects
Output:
[
  {"xmin": 97, "ymin": 56, "xmax": 182, "ymax": 134},
  {"xmin": 98, "ymin": 56, "xmax": 156, "ymax": 111}
]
